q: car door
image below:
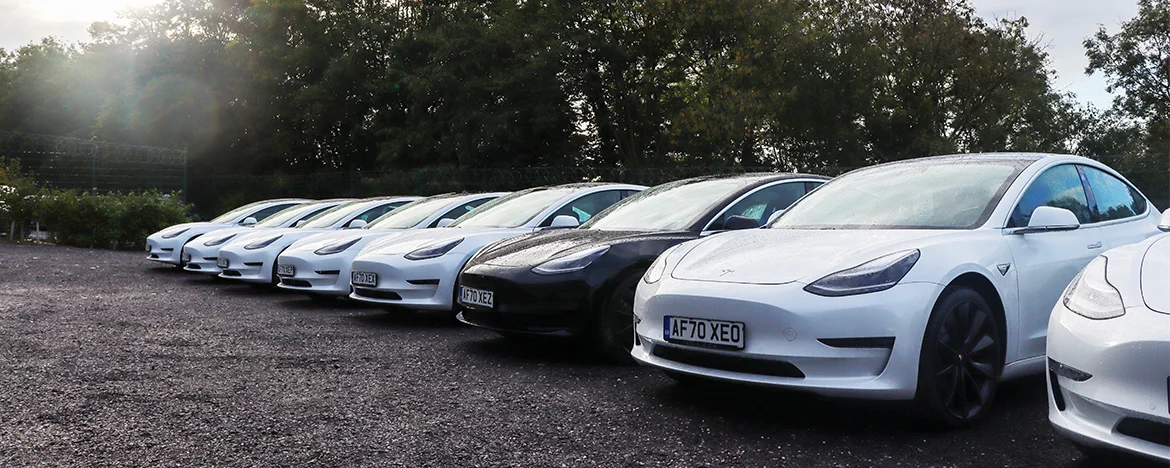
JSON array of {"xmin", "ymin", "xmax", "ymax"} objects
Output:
[
  {"xmin": 1003, "ymin": 164, "xmax": 1102, "ymax": 359},
  {"xmin": 1079, "ymin": 165, "xmax": 1159, "ymax": 249},
  {"xmin": 539, "ymin": 190, "xmax": 628, "ymax": 227},
  {"xmin": 705, "ymin": 180, "xmax": 810, "ymax": 231}
]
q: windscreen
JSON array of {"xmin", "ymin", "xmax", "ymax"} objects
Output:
[
  {"xmin": 451, "ymin": 188, "xmax": 574, "ymax": 229},
  {"xmin": 254, "ymin": 204, "xmax": 315, "ymax": 228},
  {"xmin": 773, "ymin": 161, "xmax": 1022, "ymax": 230},
  {"xmin": 583, "ymin": 179, "xmax": 750, "ymax": 231},
  {"xmin": 299, "ymin": 201, "xmax": 364, "ymax": 229},
  {"xmin": 367, "ymin": 196, "xmax": 457, "ymax": 230},
  {"xmin": 210, "ymin": 200, "xmax": 274, "ymax": 223}
]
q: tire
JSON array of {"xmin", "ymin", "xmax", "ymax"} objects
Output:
[
  {"xmin": 914, "ymin": 286, "xmax": 1004, "ymax": 428},
  {"xmin": 594, "ymin": 270, "xmax": 644, "ymax": 365}
]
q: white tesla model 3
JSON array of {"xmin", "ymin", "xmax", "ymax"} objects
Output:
[
  {"xmin": 1047, "ymin": 210, "xmax": 1169, "ymax": 461},
  {"xmin": 275, "ymin": 192, "xmax": 505, "ymax": 298},
  {"xmin": 216, "ymin": 196, "xmax": 418, "ymax": 285},
  {"xmin": 146, "ymin": 198, "xmax": 308, "ymax": 267},
  {"xmin": 632, "ymin": 153, "xmax": 1162, "ymax": 426},
  {"xmin": 348, "ymin": 183, "xmax": 645, "ymax": 312},
  {"xmin": 180, "ymin": 199, "xmax": 352, "ymax": 275}
]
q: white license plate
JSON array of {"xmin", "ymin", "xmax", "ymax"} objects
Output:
[
  {"xmin": 217, "ymin": 258, "xmax": 229, "ymax": 269},
  {"xmin": 181, "ymin": 252, "xmax": 192, "ymax": 263},
  {"xmin": 459, "ymin": 286, "xmax": 494, "ymax": 308},
  {"xmin": 276, "ymin": 264, "xmax": 295, "ymax": 277},
  {"xmin": 664, "ymin": 316, "xmax": 745, "ymax": 349},
  {"xmin": 352, "ymin": 271, "xmax": 378, "ymax": 287}
]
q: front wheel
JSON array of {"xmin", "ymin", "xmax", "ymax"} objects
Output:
[
  {"xmin": 594, "ymin": 271, "xmax": 644, "ymax": 365},
  {"xmin": 914, "ymin": 286, "xmax": 1003, "ymax": 428}
]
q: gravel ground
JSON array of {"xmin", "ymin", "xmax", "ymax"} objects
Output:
[{"xmin": 0, "ymin": 243, "xmax": 1113, "ymax": 466}]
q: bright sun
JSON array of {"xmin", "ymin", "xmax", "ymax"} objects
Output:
[{"xmin": 26, "ymin": 0, "xmax": 160, "ymax": 23}]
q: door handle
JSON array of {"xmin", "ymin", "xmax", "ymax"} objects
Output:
[{"xmin": 1087, "ymin": 241, "xmax": 1103, "ymax": 250}]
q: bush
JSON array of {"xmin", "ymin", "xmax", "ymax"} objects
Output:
[{"xmin": 39, "ymin": 190, "xmax": 193, "ymax": 250}]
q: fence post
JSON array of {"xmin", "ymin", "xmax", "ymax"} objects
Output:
[
  {"xmin": 182, "ymin": 148, "xmax": 189, "ymax": 203},
  {"xmin": 90, "ymin": 142, "xmax": 98, "ymax": 191}
]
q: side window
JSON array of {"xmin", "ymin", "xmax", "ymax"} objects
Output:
[
  {"xmin": 709, "ymin": 182, "xmax": 807, "ymax": 230},
  {"xmin": 355, "ymin": 202, "xmax": 403, "ymax": 223},
  {"xmin": 296, "ymin": 206, "xmax": 333, "ymax": 224},
  {"xmin": 432, "ymin": 197, "xmax": 495, "ymax": 227},
  {"xmin": 1008, "ymin": 165, "xmax": 1092, "ymax": 228},
  {"xmin": 1082, "ymin": 166, "xmax": 1147, "ymax": 222},
  {"xmin": 541, "ymin": 190, "xmax": 623, "ymax": 226},
  {"xmin": 804, "ymin": 181, "xmax": 824, "ymax": 193},
  {"xmin": 249, "ymin": 203, "xmax": 296, "ymax": 222}
]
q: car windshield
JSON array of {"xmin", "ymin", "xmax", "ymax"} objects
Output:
[
  {"xmin": 583, "ymin": 178, "xmax": 751, "ymax": 231},
  {"xmin": 773, "ymin": 161, "xmax": 1023, "ymax": 230},
  {"xmin": 299, "ymin": 201, "xmax": 365, "ymax": 229},
  {"xmin": 253, "ymin": 203, "xmax": 315, "ymax": 228},
  {"xmin": 367, "ymin": 196, "xmax": 457, "ymax": 230},
  {"xmin": 209, "ymin": 200, "xmax": 275, "ymax": 223},
  {"xmin": 451, "ymin": 188, "xmax": 574, "ymax": 229}
]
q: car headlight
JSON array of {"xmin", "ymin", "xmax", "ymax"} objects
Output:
[
  {"xmin": 315, "ymin": 238, "xmax": 361, "ymax": 256},
  {"xmin": 405, "ymin": 238, "xmax": 463, "ymax": 261},
  {"xmin": 1061, "ymin": 256, "xmax": 1124, "ymax": 320},
  {"xmin": 532, "ymin": 246, "xmax": 610, "ymax": 275},
  {"xmin": 804, "ymin": 249, "xmax": 920, "ymax": 297},
  {"xmin": 244, "ymin": 235, "xmax": 282, "ymax": 250},
  {"xmin": 161, "ymin": 228, "xmax": 190, "ymax": 239},
  {"xmin": 643, "ymin": 245, "xmax": 680, "ymax": 284},
  {"xmin": 203, "ymin": 234, "xmax": 237, "ymax": 246}
]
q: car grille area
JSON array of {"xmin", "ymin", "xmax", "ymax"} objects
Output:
[
  {"xmin": 652, "ymin": 345, "xmax": 805, "ymax": 379},
  {"xmin": 353, "ymin": 288, "xmax": 402, "ymax": 301},
  {"xmin": 281, "ymin": 278, "xmax": 312, "ymax": 288},
  {"xmin": 1116, "ymin": 417, "xmax": 1170, "ymax": 447}
]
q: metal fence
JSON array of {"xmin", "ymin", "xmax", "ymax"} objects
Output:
[{"xmin": 0, "ymin": 131, "xmax": 188, "ymax": 195}]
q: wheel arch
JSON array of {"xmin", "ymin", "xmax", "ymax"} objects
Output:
[{"xmin": 941, "ymin": 272, "xmax": 1008, "ymax": 364}]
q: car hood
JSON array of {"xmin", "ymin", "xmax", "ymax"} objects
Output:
[
  {"xmin": 358, "ymin": 227, "xmax": 529, "ymax": 257},
  {"xmin": 1141, "ymin": 235, "xmax": 1169, "ymax": 314},
  {"xmin": 151, "ymin": 222, "xmax": 233, "ymax": 238},
  {"xmin": 671, "ymin": 229, "xmax": 950, "ymax": 285},
  {"xmin": 286, "ymin": 229, "xmax": 409, "ymax": 253},
  {"xmin": 480, "ymin": 229, "xmax": 696, "ymax": 267},
  {"xmin": 229, "ymin": 227, "xmax": 329, "ymax": 244}
]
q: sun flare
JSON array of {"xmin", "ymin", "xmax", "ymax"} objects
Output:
[{"xmin": 25, "ymin": 0, "xmax": 160, "ymax": 24}]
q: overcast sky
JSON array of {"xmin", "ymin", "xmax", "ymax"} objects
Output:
[{"xmin": 0, "ymin": 0, "xmax": 1141, "ymax": 109}]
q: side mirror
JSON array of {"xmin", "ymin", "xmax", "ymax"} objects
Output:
[
  {"xmin": 241, "ymin": 217, "xmax": 258, "ymax": 226},
  {"xmin": 1013, "ymin": 206, "xmax": 1080, "ymax": 235},
  {"xmin": 346, "ymin": 219, "xmax": 368, "ymax": 229},
  {"xmin": 548, "ymin": 215, "xmax": 580, "ymax": 229},
  {"xmin": 294, "ymin": 220, "xmax": 308, "ymax": 228},
  {"xmin": 436, "ymin": 218, "xmax": 456, "ymax": 228},
  {"xmin": 1159, "ymin": 208, "xmax": 1169, "ymax": 232},
  {"xmin": 723, "ymin": 215, "xmax": 760, "ymax": 231},
  {"xmin": 765, "ymin": 210, "xmax": 786, "ymax": 226}
]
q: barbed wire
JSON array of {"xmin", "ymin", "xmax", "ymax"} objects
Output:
[{"xmin": 0, "ymin": 131, "xmax": 187, "ymax": 166}]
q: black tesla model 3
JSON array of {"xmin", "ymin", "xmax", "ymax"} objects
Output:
[{"xmin": 456, "ymin": 172, "xmax": 830, "ymax": 362}]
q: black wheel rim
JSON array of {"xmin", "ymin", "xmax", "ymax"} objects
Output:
[
  {"xmin": 933, "ymin": 300, "xmax": 999, "ymax": 420},
  {"xmin": 609, "ymin": 282, "xmax": 638, "ymax": 352}
]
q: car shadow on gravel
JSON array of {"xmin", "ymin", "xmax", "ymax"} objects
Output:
[
  {"xmin": 345, "ymin": 309, "xmax": 469, "ymax": 330},
  {"xmin": 458, "ymin": 335, "xmax": 613, "ymax": 367}
]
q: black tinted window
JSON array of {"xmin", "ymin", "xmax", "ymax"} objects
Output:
[
  {"xmin": 1009, "ymin": 165, "xmax": 1091, "ymax": 227},
  {"xmin": 433, "ymin": 197, "xmax": 496, "ymax": 226},
  {"xmin": 356, "ymin": 202, "xmax": 406, "ymax": 223},
  {"xmin": 542, "ymin": 190, "xmax": 623, "ymax": 226},
  {"xmin": 711, "ymin": 182, "xmax": 806, "ymax": 230},
  {"xmin": 1083, "ymin": 167, "xmax": 1146, "ymax": 222},
  {"xmin": 250, "ymin": 203, "xmax": 296, "ymax": 222}
]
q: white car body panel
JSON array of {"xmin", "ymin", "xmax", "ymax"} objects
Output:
[
  {"xmin": 632, "ymin": 154, "xmax": 1163, "ymax": 401},
  {"xmin": 276, "ymin": 193, "xmax": 506, "ymax": 296},
  {"xmin": 145, "ymin": 199, "xmax": 308, "ymax": 266},
  {"xmin": 348, "ymin": 184, "xmax": 645, "ymax": 310},
  {"xmin": 1047, "ymin": 233, "xmax": 1170, "ymax": 462},
  {"xmin": 216, "ymin": 197, "xmax": 419, "ymax": 284}
]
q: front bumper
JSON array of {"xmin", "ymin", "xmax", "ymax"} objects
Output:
[
  {"xmin": 217, "ymin": 246, "xmax": 277, "ymax": 284},
  {"xmin": 348, "ymin": 254, "xmax": 462, "ymax": 310},
  {"xmin": 1047, "ymin": 302, "xmax": 1170, "ymax": 462},
  {"xmin": 182, "ymin": 242, "xmax": 226, "ymax": 274},
  {"xmin": 631, "ymin": 278, "xmax": 942, "ymax": 400},
  {"xmin": 457, "ymin": 270, "xmax": 593, "ymax": 337},
  {"xmin": 276, "ymin": 250, "xmax": 351, "ymax": 296},
  {"xmin": 145, "ymin": 235, "xmax": 190, "ymax": 265}
]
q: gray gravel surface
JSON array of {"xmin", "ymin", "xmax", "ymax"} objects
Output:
[{"xmin": 0, "ymin": 244, "xmax": 1124, "ymax": 466}]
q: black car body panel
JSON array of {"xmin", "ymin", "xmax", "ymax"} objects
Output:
[{"xmin": 457, "ymin": 173, "xmax": 831, "ymax": 338}]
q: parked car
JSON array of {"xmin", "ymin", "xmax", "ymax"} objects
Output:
[
  {"xmin": 275, "ymin": 192, "xmax": 505, "ymax": 299},
  {"xmin": 145, "ymin": 198, "xmax": 310, "ymax": 267},
  {"xmin": 181, "ymin": 199, "xmax": 353, "ymax": 275},
  {"xmin": 348, "ymin": 183, "xmax": 645, "ymax": 313},
  {"xmin": 216, "ymin": 196, "xmax": 419, "ymax": 286},
  {"xmin": 457, "ymin": 173, "xmax": 829, "ymax": 362},
  {"xmin": 1046, "ymin": 209, "xmax": 1169, "ymax": 462},
  {"xmin": 631, "ymin": 153, "xmax": 1162, "ymax": 427}
]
